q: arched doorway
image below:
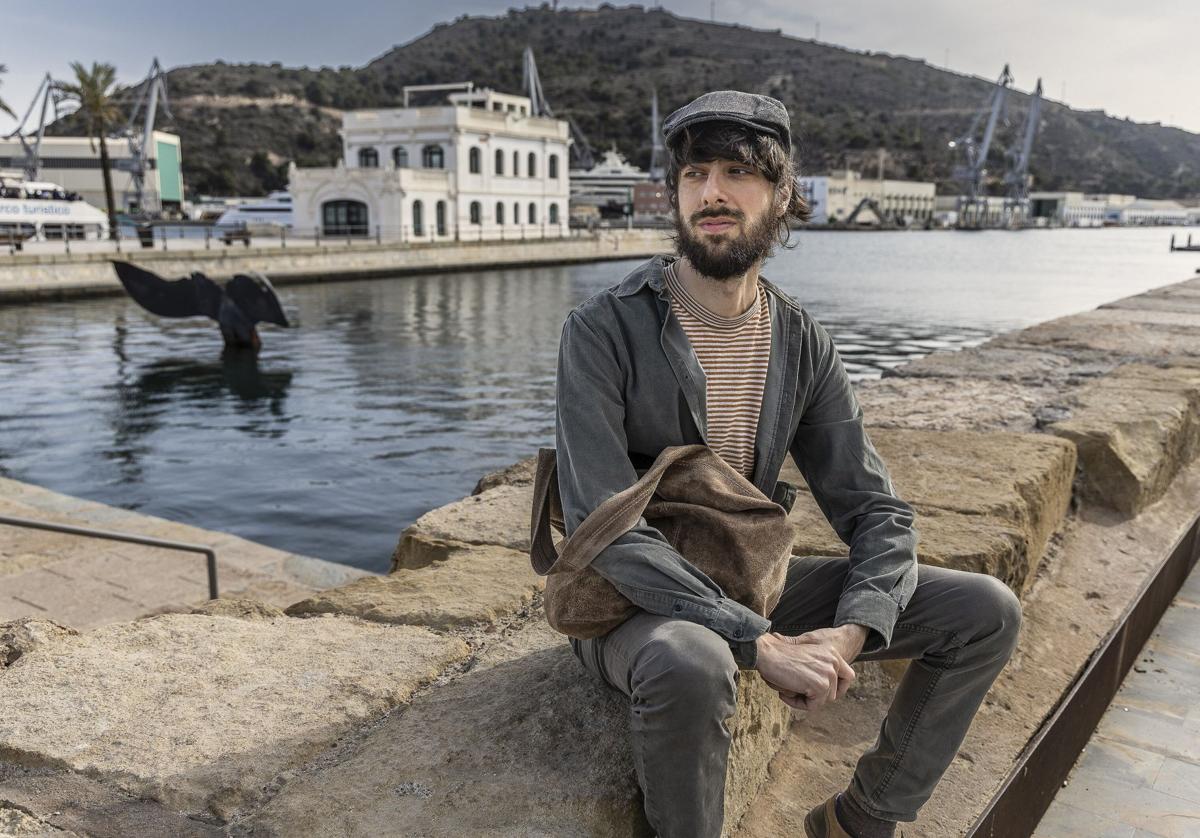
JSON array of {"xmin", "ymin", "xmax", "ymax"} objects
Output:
[{"xmin": 322, "ymin": 199, "xmax": 369, "ymax": 237}]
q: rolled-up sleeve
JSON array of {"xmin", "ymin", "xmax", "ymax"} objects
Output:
[
  {"xmin": 787, "ymin": 321, "xmax": 919, "ymax": 653},
  {"xmin": 555, "ymin": 310, "xmax": 770, "ymax": 667}
]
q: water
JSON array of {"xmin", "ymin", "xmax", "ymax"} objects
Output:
[{"xmin": 0, "ymin": 226, "xmax": 1193, "ymax": 571}]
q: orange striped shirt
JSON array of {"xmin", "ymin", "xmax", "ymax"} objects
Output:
[{"xmin": 664, "ymin": 259, "xmax": 772, "ymax": 479}]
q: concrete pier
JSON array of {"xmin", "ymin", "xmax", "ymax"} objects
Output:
[
  {"xmin": 0, "ymin": 229, "xmax": 671, "ymax": 302},
  {"xmin": 1, "ymin": 271, "xmax": 1199, "ymax": 836}
]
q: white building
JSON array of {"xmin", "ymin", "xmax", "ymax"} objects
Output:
[
  {"xmin": 797, "ymin": 170, "xmax": 936, "ymax": 225},
  {"xmin": 0, "ymin": 132, "xmax": 184, "ymax": 215},
  {"xmin": 289, "ymin": 85, "xmax": 571, "ymax": 241},
  {"xmin": 1105, "ymin": 198, "xmax": 1191, "ymax": 226}
]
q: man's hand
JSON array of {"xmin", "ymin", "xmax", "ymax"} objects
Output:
[
  {"xmin": 755, "ymin": 631, "xmax": 856, "ymax": 711},
  {"xmin": 793, "ymin": 624, "xmax": 870, "ymax": 666}
]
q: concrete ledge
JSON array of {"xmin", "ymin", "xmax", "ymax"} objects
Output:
[{"xmin": 0, "ymin": 231, "xmax": 671, "ymax": 303}]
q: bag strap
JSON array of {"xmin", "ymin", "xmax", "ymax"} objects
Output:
[{"xmin": 529, "ymin": 445, "xmax": 708, "ymax": 576}]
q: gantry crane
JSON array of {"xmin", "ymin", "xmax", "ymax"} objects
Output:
[
  {"xmin": 117, "ymin": 58, "xmax": 173, "ymax": 215},
  {"xmin": 2, "ymin": 73, "xmax": 64, "ymax": 181},
  {"xmin": 1002, "ymin": 79, "xmax": 1043, "ymax": 227},
  {"xmin": 522, "ymin": 46, "xmax": 591, "ymax": 170},
  {"xmin": 949, "ymin": 65, "xmax": 1012, "ymax": 228}
]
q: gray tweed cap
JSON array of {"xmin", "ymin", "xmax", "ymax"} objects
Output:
[{"xmin": 661, "ymin": 90, "xmax": 791, "ymax": 153}]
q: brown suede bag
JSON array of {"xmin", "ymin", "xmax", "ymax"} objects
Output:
[{"xmin": 529, "ymin": 444, "xmax": 797, "ymax": 639}]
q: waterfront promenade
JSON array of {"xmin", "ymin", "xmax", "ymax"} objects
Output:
[
  {"xmin": 0, "ymin": 228, "xmax": 669, "ymax": 302},
  {"xmin": 0, "ymin": 270, "xmax": 1198, "ymax": 835}
]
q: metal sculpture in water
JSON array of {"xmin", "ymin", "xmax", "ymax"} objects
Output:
[{"xmin": 110, "ymin": 261, "xmax": 290, "ymax": 350}]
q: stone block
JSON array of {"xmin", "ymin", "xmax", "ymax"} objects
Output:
[
  {"xmin": 856, "ymin": 375, "xmax": 1052, "ymax": 434},
  {"xmin": 287, "ymin": 543, "xmax": 542, "ymax": 630},
  {"xmin": 788, "ymin": 495, "xmax": 1028, "ymax": 592},
  {"xmin": 1047, "ymin": 364, "xmax": 1200, "ymax": 515},
  {"xmin": 781, "ymin": 428, "xmax": 1075, "ymax": 585},
  {"xmin": 248, "ymin": 619, "xmax": 791, "ymax": 838},
  {"xmin": 0, "ymin": 613, "xmax": 469, "ymax": 821},
  {"xmin": 883, "ymin": 344, "xmax": 1115, "ymax": 386},
  {"xmin": 391, "ymin": 483, "xmax": 533, "ymax": 570},
  {"xmin": 472, "ymin": 454, "xmax": 538, "ymax": 495},
  {"xmin": 991, "ymin": 309, "xmax": 1200, "ymax": 360}
]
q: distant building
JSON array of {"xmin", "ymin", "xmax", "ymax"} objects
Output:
[
  {"xmin": 289, "ymin": 86, "xmax": 571, "ymax": 240},
  {"xmin": 797, "ymin": 170, "xmax": 935, "ymax": 225},
  {"xmin": 1105, "ymin": 198, "xmax": 1191, "ymax": 226},
  {"xmin": 0, "ymin": 132, "xmax": 183, "ymax": 215},
  {"xmin": 569, "ymin": 149, "xmax": 651, "ymax": 219},
  {"xmin": 932, "ymin": 195, "xmax": 1010, "ymax": 227},
  {"xmin": 1028, "ymin": 192, "xmax": 1142, "ymax": 227}
]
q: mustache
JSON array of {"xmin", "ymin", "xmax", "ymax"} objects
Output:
[{"xmin": 691, "ymin": 209, "xmax": 744, "ymax": 223}]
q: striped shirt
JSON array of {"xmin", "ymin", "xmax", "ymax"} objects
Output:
[{"xmin": 663, "ymin": 258, "xmax": 772, "ymax": 479}]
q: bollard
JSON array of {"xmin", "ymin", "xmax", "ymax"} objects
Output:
[{"xmin": 281, "ymin": 227, "xmax": 286, "ymax": 249}]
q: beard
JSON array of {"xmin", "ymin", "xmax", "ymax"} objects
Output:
[{"xmin": 672, "ymin": 205, "xmax": 779, "ymax": 281}]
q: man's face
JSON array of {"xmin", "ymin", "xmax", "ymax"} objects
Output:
[{"xmin": 673, "ymin": 156, "xmax": 782, "ymax": 281}]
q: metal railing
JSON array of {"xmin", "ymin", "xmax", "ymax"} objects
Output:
[{"xmin": 0, "ymin": 513, "xmax": 218, "ymax": 600}]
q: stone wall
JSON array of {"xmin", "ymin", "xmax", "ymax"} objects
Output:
[
  {"xmin": 2, "ymin": 273, "xmax": 1199, "ymax": 836},
  {"xmin": 0, "ymin": 230, "xmax": 671, "ymax": 302}
]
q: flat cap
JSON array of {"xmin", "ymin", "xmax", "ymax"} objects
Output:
[{"xmin": 662, "ymin": 90, "xmax": 791, "ymax": 153}]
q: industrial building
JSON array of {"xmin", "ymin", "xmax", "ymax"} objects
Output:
[
  {"xmin": 0, "ymin": 132, "xmax": 184, "ymax": 215},
  {"xmin": 797, "ymin": 170, "xmax": 936, "ymax": 226},
  {"xmin": 288, "ymin": 84, "xmax": 571, "ymax": 241}
]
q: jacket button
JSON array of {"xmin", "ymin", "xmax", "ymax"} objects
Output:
[
  {"xmin": 734, "ymin": 630, "xmax": 743, "ymax": 639},
  {"xmin": 673, "ymin": 603, "xmax": 684, "ymax": 612}
]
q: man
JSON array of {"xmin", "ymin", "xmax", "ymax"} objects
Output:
[{"xmin": 554, "ymin": 90, "xmax": 1021, "ymax": 838}]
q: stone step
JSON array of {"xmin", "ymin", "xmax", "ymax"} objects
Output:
[
  {"xmin": 0, "ymin": 611, "xmax": 469, "ymax": 822},
  {"xmin": 391, "ymin": 483, "xmax": 533, "ymax": 571},
  {"xmin": 246, "ymin": 618, "xmax": 790, "ymax": 838},
  {"xmin": 780, "ymin": 427, "xmax": 1075, "ymax": 594},
  {"xmin": 1046, "ymin": 363, "xmax": 1200, "ymax": 515},
  {"xmin": 285, "ymin": 542, "xmax": 543, "ymax": 630}
]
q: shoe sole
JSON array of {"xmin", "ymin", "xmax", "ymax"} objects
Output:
[{"xmin": 803, "ymin": 804, "xmax": 824, "ymax": 838}]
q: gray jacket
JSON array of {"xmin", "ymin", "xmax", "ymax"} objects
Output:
[{"xmin": 554, "ymin": 253, "xmax": 918, "ymax": 669}]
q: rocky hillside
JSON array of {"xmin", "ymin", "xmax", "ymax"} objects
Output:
[{"xmin": 47, "ymin": 4, "xmax": 1200, "ymax": 199}]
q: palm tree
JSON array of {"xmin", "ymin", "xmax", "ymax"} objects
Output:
[
  {"xmin": 57, "ymin": 62, "xmax": 122, "ymax": 239},
  {"xmin": 0, "ymin": 64, "xmax": 16, "ymax": 119}
]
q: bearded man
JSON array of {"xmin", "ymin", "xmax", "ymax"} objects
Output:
[{"xmin": 553, "ymin": 90, "xmax": 1021, "ymax": 838}]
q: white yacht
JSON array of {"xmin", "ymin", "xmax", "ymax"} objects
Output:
[
  {"xmin": 0, "ymin": 170, "xmax": 111, "ymax": 241},
  {"xmin": 568, "ymin": 148, "xmax": 652, "ymax": 217},
  {"xmin": 213, "ymin": 191, "xmax": 295, "ymax": 229}
]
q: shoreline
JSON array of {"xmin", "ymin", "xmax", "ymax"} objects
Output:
[{"xmin": 0, "ymin": 229, "xmax": 671, "ymax": 304}]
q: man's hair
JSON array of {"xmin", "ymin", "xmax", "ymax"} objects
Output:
[{"xmin": 664, "ymin": 121, "xmax": 811, "ymax": 249}]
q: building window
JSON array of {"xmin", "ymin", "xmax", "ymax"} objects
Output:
[
  {"xmin": 549, "ymin": 203, "xmax": 559, "ymax": 224},
  {"xmin": 496, "ymin": 202, "xmax": 505, "ymax": 225},
  {"xmin": 494, "ymin": 149, "xmax": 504, "ymax": 175},
  {"xmin": 358, "ymin": 147, "xmax": 379, "ymax": 168},
  {"xmin": 528, "ymin": 202, "xmax": 537, "ymax": 224},
  {"xmin": 322, "ymin": 199, "xmax": 369, "ymax": 236},
  {"xmin": 527, "ymin": 152, "xmax": 537, "ymax": 178},
  {"xmin": 422, "ymin": 144, "xmax": 444, "ymax": 169},
  {"xmin": 470, "ymin": 201, "xmax": 481, "ymax": 224},
  {"xmin": 393, "ymin": 146, "xmax": 408, "ymax": 168},
  {"xmin": 469, "ymin": 147, "xmax": 481, "ymax": 174},
  {"xmin": 549, "ymin": 154, "xmax": 558, "ymax": 179},
  {"xmin": 436, "ymin": 200, "xmax": 446, "ymax": 236},
  {"xmin": 412, "ymin": 200, "xmax": 424, "ymax": 236},
  {"xmin": 513, "ymin": 202, "xmax": 520, "ymax": 225},
  {"xmin": 512, "ymin": 150, "xmax": 519, "ymax": 177}
]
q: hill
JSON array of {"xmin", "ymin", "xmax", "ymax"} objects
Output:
[{"xmin": 46, "ymin": 4, "xmax": 1200, "ymax": 200}]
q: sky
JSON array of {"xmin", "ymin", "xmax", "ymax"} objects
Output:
[{"xmin": 1, "ymin": 0, "xmax": 1197, "ymax": 136}]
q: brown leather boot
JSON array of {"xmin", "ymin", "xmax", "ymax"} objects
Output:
[{"xmin": 804, "ymin": 794, "xmax": 854, "ymax": 838}]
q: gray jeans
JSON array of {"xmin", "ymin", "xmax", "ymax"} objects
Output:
[{"xmin": 569, "ymin": 555, "xmax": 1022, "ymax": 837}]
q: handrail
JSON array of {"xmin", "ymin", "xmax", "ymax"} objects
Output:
[{"xmin": 0, "ymin": 513, "xmax": 218, "ymax": 600}]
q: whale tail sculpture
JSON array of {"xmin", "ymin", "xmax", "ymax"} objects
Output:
[{"xmin": 111, "ymin": 261, "xmax": 290, "ymax": 351}]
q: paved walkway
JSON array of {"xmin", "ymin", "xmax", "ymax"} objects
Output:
[
  {"xmin": 0, "ymin": 476, "xmax": 370, "ymax": 631},
  {"xmin": 1034, "ymin": 557, "xmax": 1200, "ymax": 838}
]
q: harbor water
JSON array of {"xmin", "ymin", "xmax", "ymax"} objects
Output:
[{"xmin": 0, "ymin": 226, "xmax": 1194, "ymax": 571}]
